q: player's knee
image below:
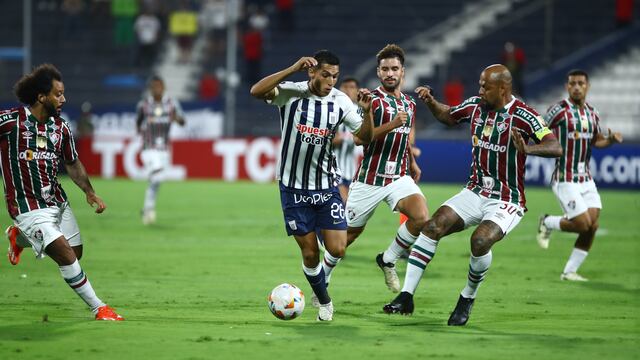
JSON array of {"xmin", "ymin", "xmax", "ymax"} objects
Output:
[
  {"xmin": 470, "ymin": 236, "xmax": 491, "ymax": 256},
  {"xmin": 573, "ymin": 217, "xmax": 592, "ymax": 233},
  {"xmin": 423, "ymin": 219, "xmax": 444, "ymax": 240}
]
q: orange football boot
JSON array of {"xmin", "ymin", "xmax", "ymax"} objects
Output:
[
  {"xmin": 95, "ymin": 305, "xmax": 125, "ymax": 321},
  {"xmin": 6, "ymin": 225, "xmax": 23, "ymax": 265}
]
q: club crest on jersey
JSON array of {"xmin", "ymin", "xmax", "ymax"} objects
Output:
[
  {"xmin": 49, "ymin": 133, "xmax": 60, "ymax": 145},
  {"xmin": 23, "ymin": 119, "xmax": 33, "ymax": 127},
  {"xmin": 36, "ymin": 136, "xmax": 47, "ymax": 149},
  {"xmin": 496, "ymin": 121, "xmax": 508, "ymax": 133}
]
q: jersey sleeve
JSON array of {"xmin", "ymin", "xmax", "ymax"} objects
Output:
[
  {"xmin": 591, "ymin": 105, "xmax": 602, "ymax": 139},
  {"xmin": 267, "ymin": 81, "xmax": 306, "ymax": 107},
  {"xmin": 449, "ymin": 96, "xmax": 481, "ymax": 124},
  {"xmin": 60, "ymin": 121, "xmax": 79, "ymax": 162},
  {"xmin": 544, "ymin": 102, "xmax": 565, "ymax": 129},
  {"xmin": 341, "ymin": 99, "xmax": 363, "ymax": 134},
  {"xmin": 172, "ymin": 99, "xmax": 185, "ymax": 119},
  {"xmin": 514, "ymin": 106, "xmax": 553, "ymax": 143},
  {"xmin": 0, "ymin": 110, "xmax": 18, "ymax": 137}
]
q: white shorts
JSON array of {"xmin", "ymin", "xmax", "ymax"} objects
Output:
[
  {"xmin": 141, "ymin": 149, "xmax": 170, "ymax": 174},
  {"xmin": 551, "ymin": 180, "xmax": 602, "ymax": 219},
  {"xmin": 346, "ymin": 175, "xmax": 423, "ymax": 227},
  {"xmin": 443, "ymin": 188, "xmax": 524, "ymax": 235},
  {"xmin": 14, "ymin": 203, "xmax": 82, "ymax": 259}
]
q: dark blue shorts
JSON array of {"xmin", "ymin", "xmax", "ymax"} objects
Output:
[{"xmin": 279, "ymin": 183, "xmax": 346, "ymax": 236}]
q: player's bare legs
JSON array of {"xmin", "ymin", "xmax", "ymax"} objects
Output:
[
  {"xmin": 384, "ymin": 206, "xmax": 464, "ymax": 314},
  {"xmin": 142, "ymin": 169, "xmax": 163, "ymax": 225}
]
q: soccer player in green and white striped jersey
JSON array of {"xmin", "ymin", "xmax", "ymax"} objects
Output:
[
  {"xmin": 2, "ymin": 64, "xmax": 123, "ymax": 321},
  {"xmin": 384, "ymin": 64, "xmax": 562, "ymax": 326},
  {"xmin": 536, "ymin": 69, "xmax": 623, "ymax": 282}
]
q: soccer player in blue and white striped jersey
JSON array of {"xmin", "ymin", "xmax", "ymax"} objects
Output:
[{"xmin": 251, "ymin": 50, "xmax": 373, "ymax": 321}]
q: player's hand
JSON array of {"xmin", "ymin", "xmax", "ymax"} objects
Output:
[
  {"xmin": 391, "ymin": 111, "xmax": 408, "ymax": 128},
  {"xmin": 511, "ymin": 129, "xmax": 528, "ymax": 154},
  {"xmin": 357, "ymin": 88, "xmax": 372, "ymax": 113},
  {"xmin": 86, "ymin": 192, "xmax": 106, "ymax": 214},
  {"xmin": 607, "ymin": 128, "xmax": 623, "ymax": 144},
  {"xmin": 410, "ymin": 160, "xmax": 422, "ymax": 183},
  {"xmin": 411, "ymin": 146, "xmax": 422, "ymax": 158},
  {"xmin": 291, "ymin": 57, "xmax": 318, "ymax": 72},
  {"xmin": 415, "ymin": 85, "xmax": 435, "ymax": 104}
]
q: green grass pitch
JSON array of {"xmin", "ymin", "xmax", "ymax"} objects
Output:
[{"xmin": 0, "ymin": 179, "xmax": 638, "ymax": 359}]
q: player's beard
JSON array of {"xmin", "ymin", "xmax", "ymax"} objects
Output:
[
  {"xmin": 381, "ymin": 78, "xmax": 399, "ymax": 92},
  {"xmin": 43, "ymin": 100, "xmax": 59, "ymax": 117}
]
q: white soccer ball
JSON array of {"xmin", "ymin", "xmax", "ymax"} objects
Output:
[{"xmin": 267, "ymin": 283, "xmax": 305, "ymax": 320}]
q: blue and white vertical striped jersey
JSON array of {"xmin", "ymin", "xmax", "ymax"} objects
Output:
[{"xmin": 269, "ymin": 81, "xmax": 363, "ymax": 190}]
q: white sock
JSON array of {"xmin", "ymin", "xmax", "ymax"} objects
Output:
[
  {"xmin": 461, "ymin": 251, "xmax": 492, "ymax": 299},
  {"xmin": 383, "ymin": 222, "xmax": 418, "ymax": 264},
  {"xmin": 322, "ymin": 251, "xmax": 341, "ymax": 285},
  {"xmin": 544, "ymin": 215, "xmax": 563, "ymax": 230},
  {"xmin": 401, "ymin": 233, "xmax": 438, "ymax": 294},
  {"xmin": 59, "ymin": 260, "xmax": 105, "ymax": 313},
  {"xmin": 143, "ymin": 180, "xmax": 160, "ymax": 211},
  {"xmin": 563, "ymin": 248, "xmax": 588, "ymax": 274}
]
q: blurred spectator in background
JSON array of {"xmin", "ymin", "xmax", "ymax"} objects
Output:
[
  {"xmin": 616, "ymin": 0, "xmax": 634, "ymax": 27},
  {"xmin": 77, "ymin": 101, "xmax": 95, "ymax": 138},
  {"xmin": 169, "ymin": 1, "xmax": 199, "ymax": 63},
  {"xmin": 275, "ymin": 0, "xmax": 295, "ymax": 32},
  {"xmin": 112, "ymin": 0, "xmax": 138, "ymax": 47},
  {"xmin": 61, "ymin": 0, "xmax": 85, "ymax": 41},
  {"xmin": 501, "ymin": 41, "xmax": 526, "ymax": 97},
  {"xmin": 443, "ymin": 77, "xmax": 464, "ymax": 106},
  {"xmin": 201, "ymin": 0, "xmax": 228, "ymax": 64},
  {"xmin": 134, "ymin": 8, "xmax": 162, "ymax": 68},
  {"xmin": 199, "ymin": 70, "xmax": 220, "ymax": 101},
  {"xmin": 243, "ymin": 22, "xmax": 264, "ymax": 85}
]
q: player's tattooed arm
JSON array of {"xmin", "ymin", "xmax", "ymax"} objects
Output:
[
  {"xmin": 64, "ymin": 160, "xmax": 106, "ymax": 214},
  {"xmin": 511, "ymin": 130, "xmax": 562, "ymax": 158},
  {"xmin": 250, "ymin": 57, "xmax": 318, "ymax": 100},
  {"xmin": 414, "ymin": 86, "xmax": 456, "ymax": 126}
]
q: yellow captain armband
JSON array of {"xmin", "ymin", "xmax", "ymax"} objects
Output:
[{"xmin": 535, "ymin": 127, "xmax": 552, "ymax": 140}]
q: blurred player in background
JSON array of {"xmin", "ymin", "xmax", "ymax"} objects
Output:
[
  {"xmin": 334, "ymin": 76, "xmax": 361, "ymax": 201},
  {"xmin": 2, "ymin": 64, "xmax": 123, "ymax": 321},
  {"xmin": 537, "ymin": 69, "xmax": 623, "ymax": 281},
  {"xmin": 325, "ymin": 44, "xmax": 428, "ymax": 294},
  {"xmin": 384, "ymin": 64, "xmax": 561, "ymax": 326},
  {"xmin": 136, "ymin": 75, "xmax": 185, "ymax": 225},
  {"xmin": 250, "ymin": 50, "xmax": 373, "ymax": 321}
]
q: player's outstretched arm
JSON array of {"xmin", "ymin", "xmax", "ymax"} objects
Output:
[
  {"xmin": 354, "ymin": 88, "xmax": 374, "ymax": 144},
  {"xmin": 594, "ymin": 128, "xmax": 623, "ymax": 148},
  {"xmin": 511, "ymin": 130, "xmax": 562, "ymax": 158},
  {"xmin": 64, "ymin": 160, "xmax": 107, "ymax": 214},
  {"xmin": 415, "ymin": 86, "xmax": 456, "ymax": 126},
  {"xmin": 250, "ymin": 57, "xmax": 318, "ymax": 101}
]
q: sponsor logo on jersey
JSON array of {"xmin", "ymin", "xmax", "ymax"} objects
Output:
[
  {"xmin": 391, "ymin": 126, "xmax": 411, "ymax": 134},
  {"xmin": 296, "ymin": 123, "xmax": 331, "ymax": 137},
  {"xmin": 21, "ymin": 131, "xmax": 34, "ymax": 140},
  {"xmin": 472, "ymin": 136, "xmax": 507, "ymax": 152},
  {"xmin": 294, "ymin": 192, "xmax": 333, "ymax": 205},
  {"xmin": 573, "ymin": 131, "xmax": 593, "ymax": 140},
  {"xmin": 19, "ymin": 149, "xmax": 58, "ymax": 161}
]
